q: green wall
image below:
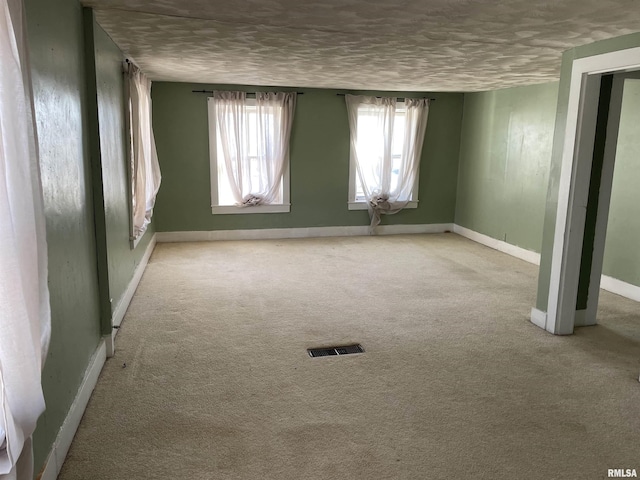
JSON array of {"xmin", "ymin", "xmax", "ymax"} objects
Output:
[
  {"xmin": 24, "ymin": 1, "xmax": 153, "ymax": 473},
  {"xmin": 92, "ymin": 18, "xmax": 155, "ymax": 313},
  {"xmin": 26, "ymin": 0, "xmax": 103, "ymax": 471},
  {"xmin": 152, "ymin": 83, "xmax": 463, "ymax": 231},
  {"xmin": 455, "ymin": 82, "xmax": 558, "ymax": 252},
  {"xmin": 602, "ymin": 79, "xmax": 640, "ymax": 286},
  {"xmin": 456, "ymin": 72, "xmax": 640, "ymax": 301},
  {"xmin": 536, "ymin": 32, "xmax": 640, "ymax": 311}
]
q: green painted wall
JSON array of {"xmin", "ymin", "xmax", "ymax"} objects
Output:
[
  {"xmin": 93, "ymin": 18, "xmax": 155, "ymax": 313},
  {"xmin": 26, "ymin": 0, "xmax": 103, "ymax": 471},
  {"xmin": 152, "ymin": 84, "xmax": 463, "ymax": 231},
  {"xmin": 83, "ymin": 9, "xmax": 112, "ymax": 335},
  {"xmin": 602, "ymin": 79, "xmax": 640, "ymax": 286},
  {"xmin": 456, "ymin": 70, "xmax": 640, "ymax": 307},
  {"xmin": 536, "ymin": 32, "xmax": 640, "ymax": 311},
  {"xmin": 23, "ymin": 2, "xmax": 154, "ymax": 473},
  {"xmin": 455, "ymin": 82, "xmax": 558, "ymax": 252}
]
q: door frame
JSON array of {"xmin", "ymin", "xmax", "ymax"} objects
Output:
[{"xmin": 545, "ymin": 46, "xmax": 640, "ymax": 334}]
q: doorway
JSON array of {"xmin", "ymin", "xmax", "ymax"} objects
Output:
[
  {"xmin": 543, "ymin": 47, "xmax": 640, "ymax": 335},
  {"xmin": 576, "ymin": 71, "xmax": 640, "ymax": 327}
]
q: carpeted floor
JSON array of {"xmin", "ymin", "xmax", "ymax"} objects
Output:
[{"xmin": 58, "ymin": 233, "xmax": 640, "ymax": 480}]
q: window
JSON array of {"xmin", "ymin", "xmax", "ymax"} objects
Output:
[
  {"xmin": 350, "ymin": 102, "xmax": 413, "ymax": 208},
  {"xmin": 208, "ymin": 92, "xmax": 296, "ymax": 214},
  {"xmin": 345, "ymin": 96, "xmax": 430, "ymax": 214},
  {"xmin": 125, "ymin": 61, "xmax": 162, "ymax": 247}
]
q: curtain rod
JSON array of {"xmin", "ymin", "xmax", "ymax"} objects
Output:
[
  {"xmin": 192, "ymin": 90, "xmax": 304, "ymax": 95},
  {"xmin": 336, "ymin": 93, "xmax": 435, "ymax": 102}
]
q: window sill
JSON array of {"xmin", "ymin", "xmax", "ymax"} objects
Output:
[
  {"xmin": 130, "ymin": 227, "xmax": 147, "ymax": 249},
  {"xmin": 130, "ymin": 235, "xmax": 142, "ymax": 249},
  {"xmin": 348, "ymin": 201, "xmax": 418, "ymax": 211},
  {"xmin": 212, "ymin": 204, "xmax": 291, "ymax": 215}
]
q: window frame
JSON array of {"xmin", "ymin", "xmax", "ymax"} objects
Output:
[
  {"xmin": 207, "ymin": 96, "xmax": 291, "ymax": 215},
  {"xmin": 347, "ymin": 100, "xmax": 420, "ymax": 210},
  {"xmin": 123, "ymin": 64, "xmax": 142, "ymax": 248}
]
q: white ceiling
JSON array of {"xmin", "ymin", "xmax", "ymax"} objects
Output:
[{"xmin": 85, "ymin": 0, "xmax": 640, "ymax": 92}]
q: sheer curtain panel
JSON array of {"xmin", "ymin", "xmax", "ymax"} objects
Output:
[
  {"xmin": 127, "ymin": 62, "xmax": 161, "ymax": 240},
  {"xmin": 0, "ymin": 0, "xmax": 51, "ymax": 479},
  {"xmin": 345, "ymin": 95, "xmax": 430, "ymax": 230},
  {"xmin": 213, "ymin": 91, "xmax": 296, "ymax": 206}
]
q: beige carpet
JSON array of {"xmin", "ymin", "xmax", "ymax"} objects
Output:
[{"xmin": 58, "ymin": 233, "xmax": 640, "ymax": 480}]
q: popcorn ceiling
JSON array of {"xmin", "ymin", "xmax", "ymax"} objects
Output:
[{"xmin": 87, "ymin": 0, "xmax": 640, "ymax": 91}]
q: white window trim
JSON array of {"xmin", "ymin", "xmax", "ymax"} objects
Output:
[
  {"xmin": 347, "ymin": 100, "xmax": 420, "ymax": 210},
  {"xmin": 208, "ymin": 97, "xmax": 291, "ymax": 215},
  {"xmin": 347, "ymin": 201, "xmax": 418, "ymax": 211},
  {"xmin": 123, "ymin": 62, "xmax": 142, "ymax": 248}
]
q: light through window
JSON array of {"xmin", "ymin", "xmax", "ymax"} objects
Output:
[
  {"xmin": 348, "ymin": 100, "xmax": 421, "ymax": 210},
  {"xmin": 215, "ymin": 103, "xmax": 284, "ymax": 206},
  {"xmin": 354, "ymin": 103, "xmax": 408, "ymax": 201},
  {"xmin": 208, "ymin": 93, "xmax": 293, "ymax": 215}
]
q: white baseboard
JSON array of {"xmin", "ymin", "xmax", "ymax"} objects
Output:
[
  {"xmin": 453, "ymin": 225, "xmax": 541, "ymax": 265},
  {"xmin": 600, "ymin": 274, "xmax": 640, "ymax": 303},
  {"xmin": 109, "ymin": 233, "xmax": 157, "ymax": 356},
  {"xmin": 454, "ymin": 225, "xmax": 640, "ymax": 326},
  {"xmin": 112, "ymin": 233, "xmax": 157, "ymax": 329},
  {"xmin": 104, "ymin": 334, "xmax": 115, "ymax": 359},
  {"xmin": 573, "ymin": 308, "xmax": 597, "ymax": 327},
  {"xmin": 530, "ymin": 307, "xmax": 547, "ymax": 330},
  {"xmin": 38, "ymin": 340, "xmax": 107, "ymax": 480},
  {"xmin": 156, "ymin": 224, "xmax": 454, "ymax": 243}
]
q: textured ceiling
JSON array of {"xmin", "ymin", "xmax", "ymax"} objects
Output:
[{"xmin": 85, "ymin": 0, "xmax": 640, "ymax": 92}]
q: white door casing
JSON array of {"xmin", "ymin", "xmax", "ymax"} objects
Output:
[{"xmin": 543, "ymin": 47, "xmax": 640, "ymax": 335}]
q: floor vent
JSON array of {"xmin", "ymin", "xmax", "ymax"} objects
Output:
[{"xmin": 308, "ymin": 344, "xmax": 364, "ymax": 358}]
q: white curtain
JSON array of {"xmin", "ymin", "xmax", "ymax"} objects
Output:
[
  {"xmin": 345, "ymin": 95, "xmax": 430, "ymax": 230},
  {"xmin": 214, "ymin": 91, "xmax": 296, "ymax": 206},
  {"xmin": 127, "ymin": 63, "xmax": 161, "ymax": 238},
  {"xmin": 0, "ymin": 0, "xmax": 51, "ymax": 479}
]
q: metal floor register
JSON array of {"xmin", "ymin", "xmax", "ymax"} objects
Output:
[{"xmin": 307, "ymin": 344, "xmax": 364, "ymax": 358}]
